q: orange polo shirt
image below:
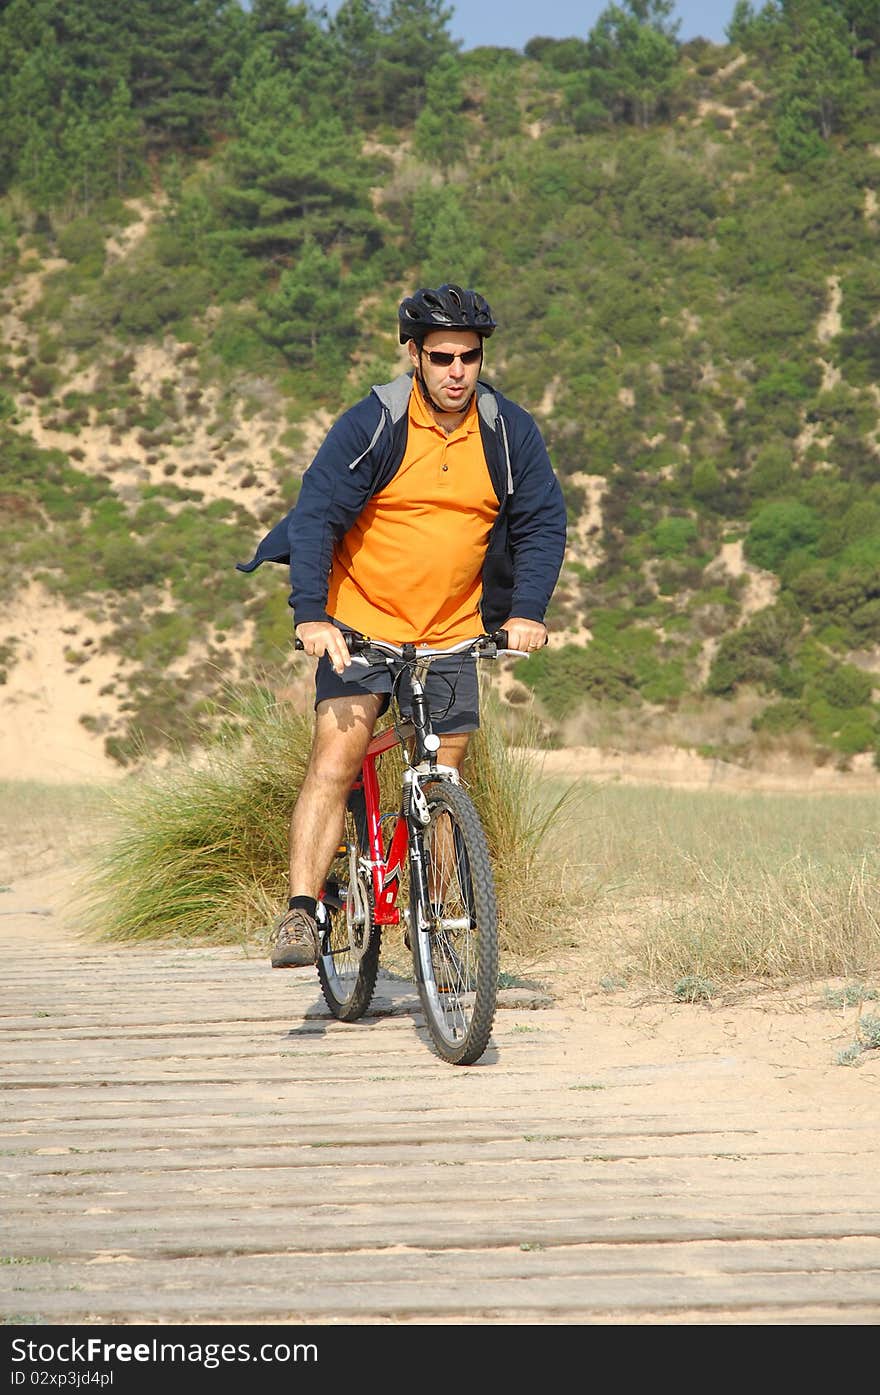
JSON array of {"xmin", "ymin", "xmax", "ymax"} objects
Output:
[{"xmin": 326, "ymin": 385, "xmax": 499, "ymax": 645}]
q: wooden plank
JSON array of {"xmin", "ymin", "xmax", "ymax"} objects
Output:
[{"xmin": 2, "ymin": 913, "xmax": 879, "ymax": 1325}]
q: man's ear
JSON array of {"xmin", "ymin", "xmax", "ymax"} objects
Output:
[{"xmin": 406, "ymin": 340, "xmax": 420, "ymax": 370}]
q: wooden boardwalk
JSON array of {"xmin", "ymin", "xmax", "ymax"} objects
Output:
[{"xmin": 2, "ymin": 889, "xmax": 880, "ymax": 1326}]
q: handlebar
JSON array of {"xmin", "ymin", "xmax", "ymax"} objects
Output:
[{"xmin": 294, "ymin": 629, "xmax": 536, "ymax": 660}]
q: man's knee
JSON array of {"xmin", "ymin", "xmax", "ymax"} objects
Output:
[
  {"xmin": 305, "ymin": 745, "xmax": 365, "ymax": 791},
  {"xmin": 306, "ymin": 694, "xmax": 383, "ymax": 785}
]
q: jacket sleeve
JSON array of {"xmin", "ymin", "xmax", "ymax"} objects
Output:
[
  {"xmin": 286, "ymin": 400, "xmax": 384, "ymax": 626},
  {"xmin": 504, "ymin": 407, "xmax": 567, "ymax": 623},
  {"xmin": 234, "ymin": 396, "xmax": 384, "ymax": 624}
]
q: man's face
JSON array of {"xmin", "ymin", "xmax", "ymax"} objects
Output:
[{"xmin": 408, "ymin": 329, "xmax": 483, "ymax": 414}]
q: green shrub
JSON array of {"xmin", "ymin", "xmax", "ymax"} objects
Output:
[
  {"xmin": 25, "ymin": 364, "xmax": 59, "ymax": 397},
  {"xmin": 851, "ymin": 600, "xmax": 880, "ymax": 646},
  {"xmin": 673, "ymin": 976, "xmax": 716, "ymax": 1003},
  {"xmin": 839, "ymin": 327, "xmax": 880, "ymax": 387},
  {"xmin": 638, "ymin": 659, "xmax": 687, "ymax": 704},
  {"xmin": 690, "ymin": 461, "xmax": 725, "ymax": 508},
  {"xmin": 752, "ymin": 360, "xmax": 820, "ymax": 408},
  {"xmin": 858, "ymin": 1014, "xmax": 880, "ymax": 1051},
  {"xmin": 828, "ymin": 712, "xmax": 876, "ymax": 756},
  {"xmin": 803, "ymin": 690, "xmax": 877, "ymax": 755},
  {"xmin": 790, "ymin": 564, "xmax": 880, "ymax": 646},
  {"xmin": 652, "ymin": 515, "xmax": 699, "ymax": 558},
  {"xmin": 515, "ymin": 644, "xmax": 639, "ymax": 717},
  {"xmin": 96, "ymin": 541, "xmax": 163, "ymax": 592},
  {"xmin": 622, "ymin": 160, "xmax": 717, "ymax": 240},
  {"xmin": 55, "ymin": 217, "xmax": 106, "ymax": 273},
  {"xmin": 706, "ymin": 601, "xmax": 802, "ymax": 696},
  {"xmin": 752, "ymin": 700, "xmax": 809, "ymax": 735},
  {"xmin": 745, "ymin": 500, "xmax": 822, "ymax": 573},
  {"xmin": 807, "ymin": 661, "xmax": 874, "ymax": 712},
  {"xmin": 823, "ymin": 983, "xmax": 878, "ymax": 1009}
]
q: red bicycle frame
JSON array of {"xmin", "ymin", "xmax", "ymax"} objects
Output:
[{"xmin": 348, "ymin": 724, "xmax": 409, "ymax": 927}]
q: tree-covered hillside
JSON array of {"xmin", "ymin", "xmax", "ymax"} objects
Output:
[{"xmin": 1, "ymin": 0, "xmax": 879, "ymax": 769}]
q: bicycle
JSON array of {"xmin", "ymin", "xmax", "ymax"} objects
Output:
[{"xmin": 296, "ymin": 629, "xmax": 525, "ymax": 1066}]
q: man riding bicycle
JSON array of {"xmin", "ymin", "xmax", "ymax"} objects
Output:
[{"xmin": 237, "ymin": 283, "xmax": 567, "ymax": 968}]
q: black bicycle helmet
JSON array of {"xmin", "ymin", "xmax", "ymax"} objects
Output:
[{"xmin": 398, "ymin": 283, "xmax": 497, "ymax": 344}]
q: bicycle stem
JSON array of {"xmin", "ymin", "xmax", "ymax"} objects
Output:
[{"xmin": 407, "ymin": 670, "xmax": 436, "ymax": 767}]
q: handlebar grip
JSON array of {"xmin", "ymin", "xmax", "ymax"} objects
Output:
[
  {"xmin": 487, "ymin": 629, "xmax": 549, "ymax": 649},
  {"xmin": 294, "ymin": 629, "xmax": 370, "ymax": 654}
]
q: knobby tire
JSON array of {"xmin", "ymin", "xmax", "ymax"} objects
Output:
[{"xmin": 410, "ymin": 780, "xmax": 498, "ymax": 1065}]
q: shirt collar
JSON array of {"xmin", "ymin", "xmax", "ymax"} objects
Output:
[{"xmin": 409, "ymin": 381, "xmax": 479, "ymax": 438}]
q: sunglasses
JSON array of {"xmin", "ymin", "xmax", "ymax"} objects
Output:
[{"xmin": 421, "ymin": 346, "xmax": 483, "ymax": 366}]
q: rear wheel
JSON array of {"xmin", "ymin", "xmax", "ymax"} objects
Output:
[
  {"xmin": 317, "ymin": 811, "xmax": 381, "ymax": 1021},
  {"xmin": 409, "ymin": 780, "xmax": 498, "ymax": 1065}
]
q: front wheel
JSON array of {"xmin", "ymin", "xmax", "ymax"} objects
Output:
[{"xmin": 409, "ymin": 780, "xmax": 498, "ymax": 1065}]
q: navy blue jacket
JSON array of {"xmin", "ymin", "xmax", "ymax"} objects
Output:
[{"xmin": 237, "ymin": 372, "xmax": 567, "ymax": 632}]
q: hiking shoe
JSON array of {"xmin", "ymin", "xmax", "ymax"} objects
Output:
[{"xmin": 271, "ymin": 907, "xmax": 320, "ymax": 969}]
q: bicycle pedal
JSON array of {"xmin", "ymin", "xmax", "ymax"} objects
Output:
[{"xmin": 321, "ymin": 878, "xmax": 347, "ymax": 912}]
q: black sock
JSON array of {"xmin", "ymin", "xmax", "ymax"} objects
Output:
[{"xmin": 288, "ymin": 895, "xmax": 318, "ymax": 917}]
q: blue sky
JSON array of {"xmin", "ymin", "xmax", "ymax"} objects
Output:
[
  {"xmin": 317, "ymin": 3, "xmax": 739, "ymax": 50},
  {"xmin": 444, "ymin": 2, "xmax": 737, "ymax": 50}
]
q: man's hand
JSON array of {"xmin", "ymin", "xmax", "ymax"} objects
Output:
[
  {"xmin": 295, "ymin": 621, "xmax": 351, "ymax": 675},
  {"xmin": 503, "ymin": 618, "xmax": 548, "ymax": 653}
]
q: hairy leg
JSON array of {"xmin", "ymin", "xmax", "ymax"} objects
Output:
[
  {"xmin": 289, "ymin": 692, "xmax": 384, "ymax": 898},
  {"xmin": 436, "ymin": 731, "xmax": 470, "ymax": 771}
]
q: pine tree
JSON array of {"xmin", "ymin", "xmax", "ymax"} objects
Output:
[
  {"xmin": 103, "ymin": 78, "xmax": 144, "ymax": 193},
  {"xmin": 411, "ymin": 183, "xmax": 484, "ymax": 287},
  {"xmin": 329, "ymin": 0, "xmax": 386, "ymax": 123},
  {"xmin": 124, "ymin": 0, "xmax": 236, "ymax": 150},
  {"xmin": 0, "ymin": 1, "xmax": 63, "ymax": 191},
  {"xmin": 413, "ymin": 53, "xmax": 464, "ymax": 167},
  {"xmin": 5, "ymin": 46, "xmax": 68, "ymax": 205},
  {"xmin": 773, "ymin": 2, "xmax": 867, "ymax": 166},
  {"xmin": 218, "ymin": 46, "xmax": 382, "ymax": 262},
  {"xmin": 260, "ymin": 235, "xmax": 355, "ymax": 367},
  {"xmin": 379, "ymin": 0, "xmax": 457, "ymax": 123},
  {"xmin": 586, "ymin": 3, "xmax": 681, "ymax": 127},
  {"xmin": 248, "ymin": 0, "xmax": 314, "ymax": 66},
  {"xmin": 331, "ymin": 0, "xmax": 457, "ymax": 125}
]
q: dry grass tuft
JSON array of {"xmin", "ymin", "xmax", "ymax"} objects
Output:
[
  {"xmin": 76, "ymin": 688, "xmax": 313, "ymax": 946},
  {"xmin": 76, "ymin": 683, "xmax": 589, "ymax": 961}
]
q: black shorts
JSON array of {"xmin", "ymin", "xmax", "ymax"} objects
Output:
[{"xmin": 314, "ymin": 649, "xmax": 480, "ymax": 734}]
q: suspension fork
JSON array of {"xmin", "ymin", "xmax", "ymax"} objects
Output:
[{"xmin": 407, "ymin": 818, "xmax": 431, "ymax": 952}]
